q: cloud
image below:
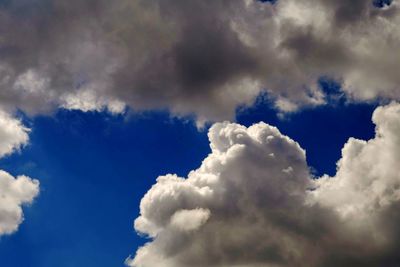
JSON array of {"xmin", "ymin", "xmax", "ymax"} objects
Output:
[
  {"xmin": 0, "ymin": 171, "xmax": 39, "ymax": 236},
  {"xmin": 0, "ymin": 0, "xmax": 399, "ymax": 121},
  {"xmin": 310, "ymin": 102, "xmax": 400, "ymax": 265},
  {"xmin": 129, "ymin": 120, "xmax": 326, "ymax": 267},
  {"xmin": 0, "ymin": 110, "xmax": 29, "ymax": 158},
  {"xmin": 169, "ymin": 208, "xmax": 210, "ymax": 232},
  {"xmin": 129, "ymin": 102, "xmax": 400, "ymax": 267},
  {"xmin": 0, "ymin": 111, "xmax": 39, "ymax": 236}
]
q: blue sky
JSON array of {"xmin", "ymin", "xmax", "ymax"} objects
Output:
[
  {"xmin": 0, "ymin": 90, "xmax": 377, "ymax": 266},
  {"xmin": 0, "ymin": 110, "xmax": 210, "ymax": 267}
]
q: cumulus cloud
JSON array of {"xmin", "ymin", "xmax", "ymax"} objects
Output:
[
  {"xmin": 0, "ymin": 111, "xmax": 39, "ymax": 236},
  {"xmin": 0, "ymin": 0, "xmax": 399, "ymax": 121},
  {"xmin": 311, "ymin": 102, "xmax": 400, "ymax": 264},
  {"xmin": 0, "ymin": 171, "xmax": 39, "ymax": 235},
  {"xmin": 129, "ymin": 102, "xmax": 400, "ymax": 267}
]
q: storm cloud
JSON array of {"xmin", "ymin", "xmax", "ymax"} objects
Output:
[{"xmin": 0, "ymin": 0, "xmax": 399, "ymax": 122}]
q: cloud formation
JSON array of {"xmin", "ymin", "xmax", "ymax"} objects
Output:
[
  {"xmin": 0, "ymin": 0, "xmax": 399, "ymax": 121},
  {"xmin": 129, "ymin": 103, "xmax": 400, "ymax": 267},
  {"xmin": 0, "ymin": 111, "xmax": 39, "ymax": 236}
]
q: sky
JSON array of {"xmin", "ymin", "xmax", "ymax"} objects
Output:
[{"xmin": 1, "ymin": 0, "xmax": 400, "ymax": 267}]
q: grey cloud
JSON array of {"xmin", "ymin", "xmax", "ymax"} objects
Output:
[{"xmin": 0, "ymin": 0, "xmax": 400, "ymax": 121}]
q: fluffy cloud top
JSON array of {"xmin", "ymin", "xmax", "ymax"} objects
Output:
[
  {"xmin": 0, "ymin": 0, "xmax": 399, "ymax": 121},
  {"xmin": 129, "ymin": 103, "xmax": 400, "ymax": 267},
  {"xmin": 0, "ymin": 111, "xmax": 39, "ymax": 236}
]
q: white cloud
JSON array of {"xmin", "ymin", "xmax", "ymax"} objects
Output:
[
  {"xmin": 0, "ymin": 110, "xmax": 29, "ymax": 158},
  {"xmin": 170, "ymin": 208, "xmax": 210, "ymax": 232},
  {"xmin": 0, "ymin": 111, "xmax": 39, "ymax": 236},
  {"xmin": 129, "ymin": 102, "xmax": 400, "ymax": 267},
  {"xmin": 128, "ymin": 121, "xmax": 317, "ymax": 267},
  {"xmin": 61, "ymin": 88, "xmax": 126, "ymax": 114},
  {"xmin": 0, "ymin": 171, "xmax": 39, "ymax": 235}
]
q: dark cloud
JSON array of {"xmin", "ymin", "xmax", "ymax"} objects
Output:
[{"xmin": 0, "ymin": 0, "xmax": 399, "ymax": 121}]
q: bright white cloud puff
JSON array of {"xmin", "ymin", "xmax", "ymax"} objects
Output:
[
  {"xmin": 0, "ymin": 171, "xmax": 39, "ymax": 235},
  {"xmin": 0, "ymin": 0, "xmax": 399, "ymax": 121},
  {"xmin": 0, "ymin": 111, "xmax": 39, "ymax": 236},
  {"xmin": 129, "ymin": 102, "xmax": 400, "ymax": 267}
]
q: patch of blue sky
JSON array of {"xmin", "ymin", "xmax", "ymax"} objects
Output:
[
  {"xmin": 0, "ymin": 110, "xmax": 209, "ymax": 267},
  {"xmin": 373, "ymin": 0, "xmax": 393, "ymax": 8},
  {"xmin": 237, "ymin": 82, "xmax": 377, "ymax": 177}
]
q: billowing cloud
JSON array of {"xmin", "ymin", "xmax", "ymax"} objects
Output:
[
  {"xmin": 129, "ymin": 102, "xmax": 400, "ymax": 267},
  {"xmin": 0, "ymin": 111, "xmax": 39, "ymax": 236},
  {"xmin": 310, "ymin": 102, "xmax": 400, "ymax": 265},
  {"xmin": 0, "ymin": 0, "xmax": 399, "ymax": 121}
]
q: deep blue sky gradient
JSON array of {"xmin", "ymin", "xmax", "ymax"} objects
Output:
[{"xmin": 0, "ymin": 93, "xmax": 377, "ymax": 266}]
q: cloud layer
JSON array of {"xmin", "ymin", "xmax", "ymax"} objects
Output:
[
  {"xmin": 129, "ymin": 103, "xmax": 400, "ymax": 267},
  {"xmin": 0, "ymin": 111, "xmax": 39, "ymax": 236},
  {"xmin": 0, "ymin": 0, "xmax": 399, "ymax": 121}
]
